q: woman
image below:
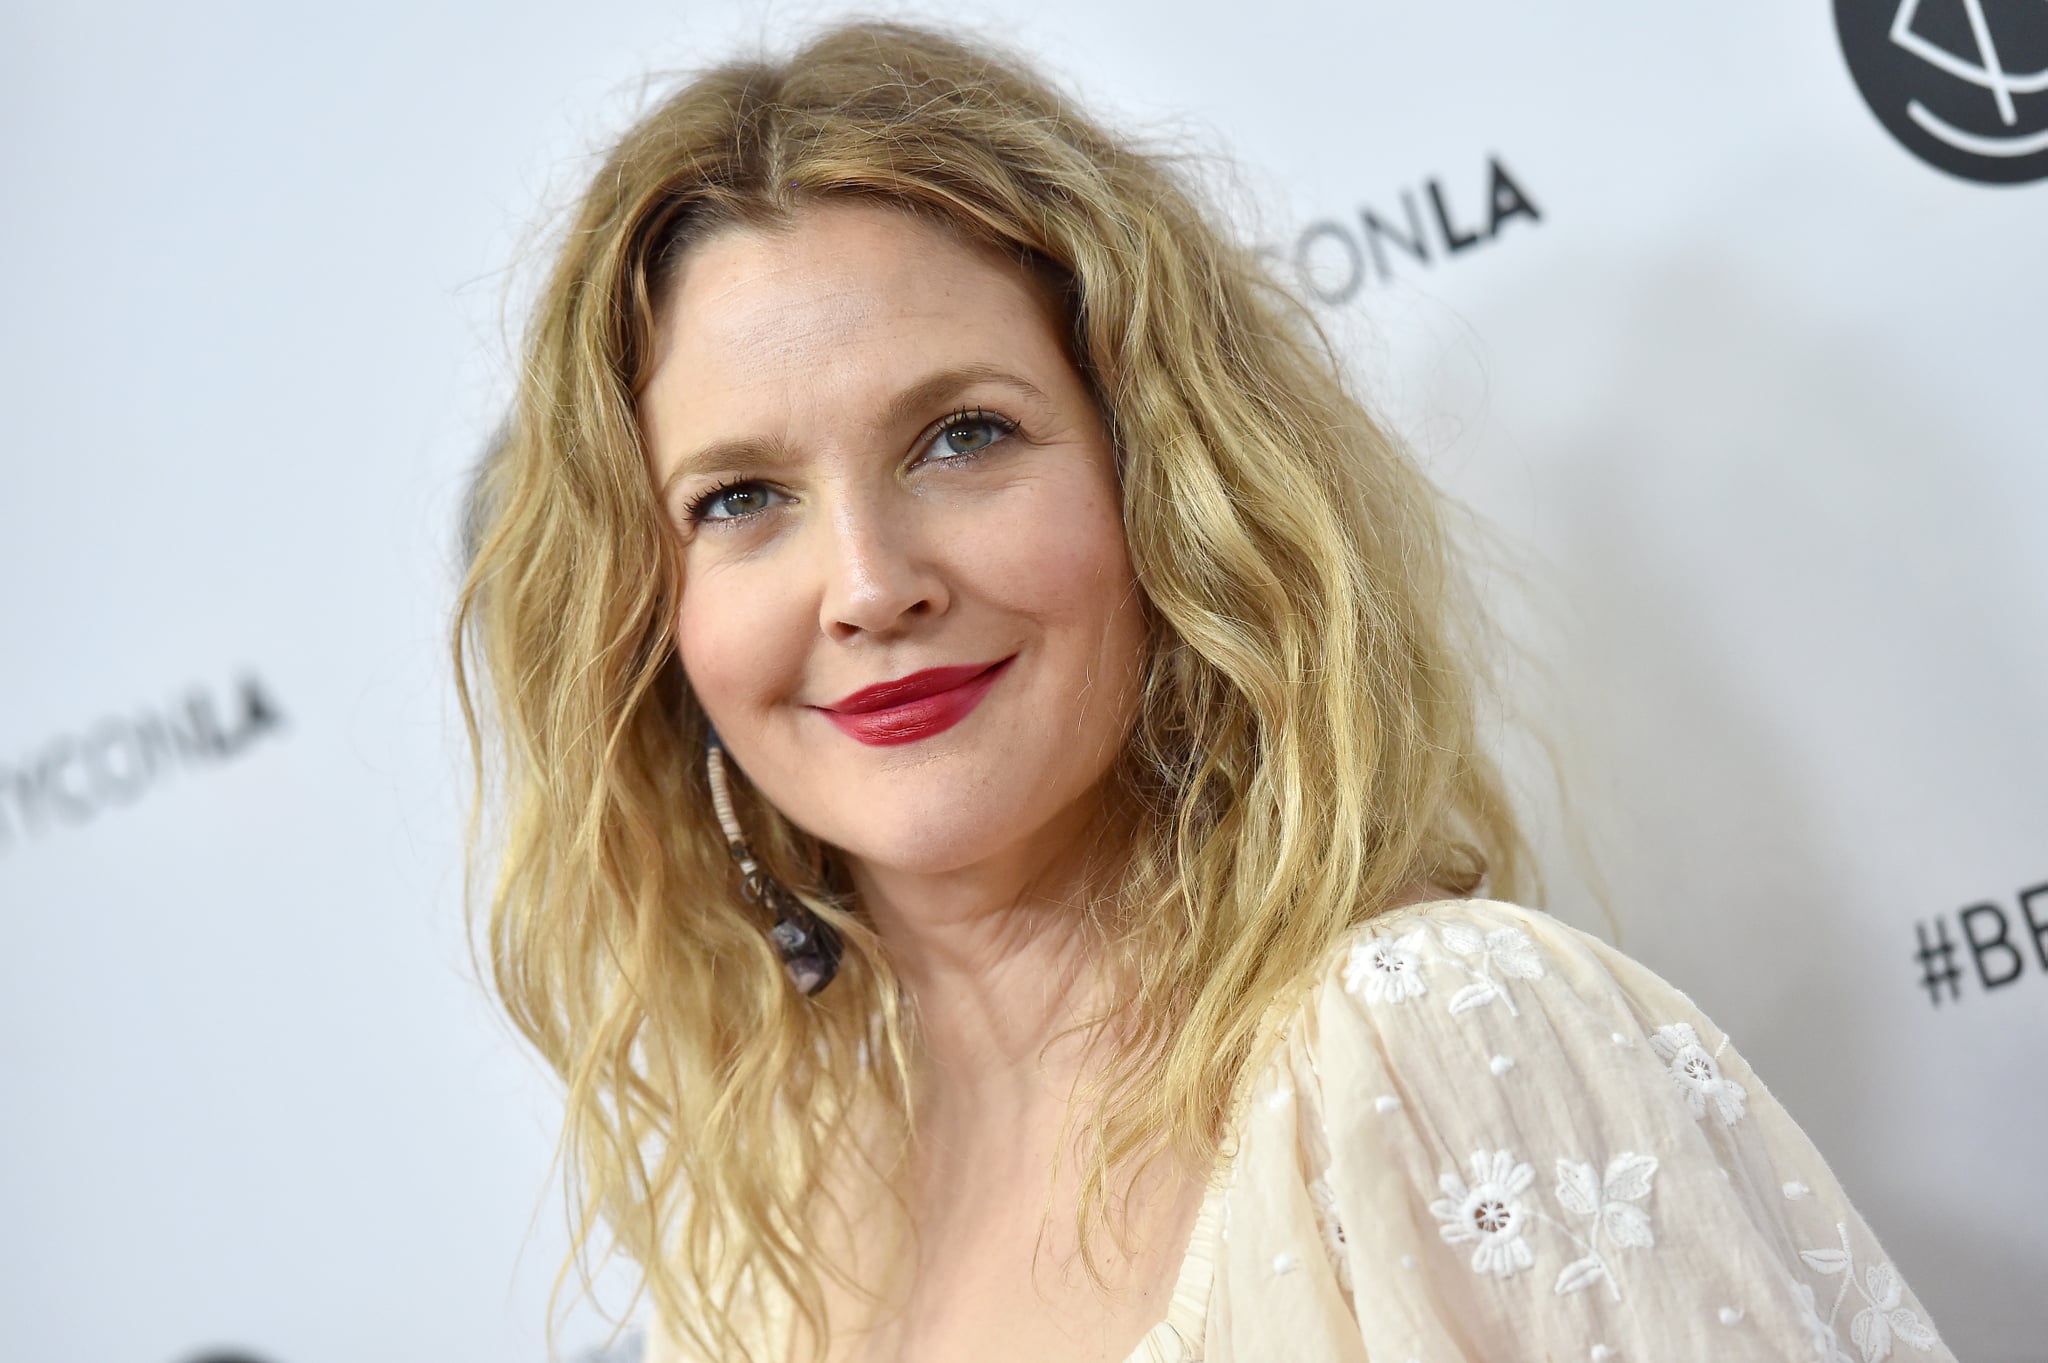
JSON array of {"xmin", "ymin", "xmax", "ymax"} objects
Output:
[{"xmin": 455, "ymin": 20, "xmax": 1950, "ymax": 1363}]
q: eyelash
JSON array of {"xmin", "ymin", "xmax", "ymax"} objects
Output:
[{"xmin": 682, "ymin": 406, "xmax": 1021, "ymax": 527}]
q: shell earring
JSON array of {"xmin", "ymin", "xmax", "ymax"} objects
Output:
[{"xmin": 703, "ymin": 726, "xmax": 842, "ymax": 996}]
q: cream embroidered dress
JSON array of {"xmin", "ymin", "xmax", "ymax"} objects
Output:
[{"xmin": 651, "ymin": 897, "xmax": 1952, "ymax": 1363}]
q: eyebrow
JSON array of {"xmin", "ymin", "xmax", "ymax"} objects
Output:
[{"xmin": 657, "ymin": 363, "xmax": 1055, "ymax": 498}]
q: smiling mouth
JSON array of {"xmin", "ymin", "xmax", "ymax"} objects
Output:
[
  {"xmin": 817, "ymin": 656, "xmax": 1014, "ymax": 746},
  {"xmin": 823, "ymin": 657, "xmax": 1013, "ymax": 714}
]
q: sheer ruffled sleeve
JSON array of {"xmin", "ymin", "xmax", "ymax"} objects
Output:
[{"xmin": 1208, "ymin": 897, "xmax": 1953, "ymax": 1363}]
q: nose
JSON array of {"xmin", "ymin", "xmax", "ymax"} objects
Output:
[{"xmin": 814, "ymin": 486, "xmax": 949, "ymax": 642}]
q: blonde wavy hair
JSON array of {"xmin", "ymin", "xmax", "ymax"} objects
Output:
[{"xmin": 455, "ymin": 18, "xmax": 1535, "ymax": 1361}]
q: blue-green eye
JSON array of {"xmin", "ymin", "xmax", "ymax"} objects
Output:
[
  {"xmin": 687, "ymin": 479, "xmax": 780, "ymax": 523},
  {"xmin": 929, "ymin": 408, "xmax": 1017, "ymax": 460}
]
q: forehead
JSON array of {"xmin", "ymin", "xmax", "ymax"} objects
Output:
[{"xmin": 639, "ymin": 202, "xmax": 1071, "ymax": 470}]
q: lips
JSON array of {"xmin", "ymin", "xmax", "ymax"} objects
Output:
[
  {"xmin": 815, "ymin": 656, "xmax": 1014, "ymax": 747},
  {"xmin": 823, "ymin": 658, "xmax": 1012, "ymax": 714}
]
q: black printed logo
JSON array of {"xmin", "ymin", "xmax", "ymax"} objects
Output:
[
  {"xmin": 0, "ymin": 674, "xmax": 284, "ymax": 852},
  {"xmin": 1911, "ymin": 879, "xmax": 2048, "ymax": 1006},
  {"xmin": 1275, "ymin": 155, "xmax": 1542, "ymax": 307},
  {"xmin": 1836, "ymin": 0, "xmax": 2048, "ymax": 184}
]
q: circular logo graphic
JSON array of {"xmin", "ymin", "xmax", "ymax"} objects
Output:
[{"xmin": 1836, "ymin": 0, "xmax": 2048, "ymax": 184}]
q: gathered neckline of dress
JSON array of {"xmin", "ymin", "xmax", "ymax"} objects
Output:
[
  {"xmin": 1108, "ymin": 899, "xmax": 1468, "ymax": 1363},
  {"xmin": 1115, "ymin": 912, "xmax": 1362, "ymax": 1363},
  {"xmin": 1119, "ymin": 1175, "xmax": 1227, "ymax": 1362}
]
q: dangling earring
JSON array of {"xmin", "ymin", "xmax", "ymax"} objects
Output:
[{"xmin": 703, "ymin": 726, "xmax": 842, "ymax": 996}]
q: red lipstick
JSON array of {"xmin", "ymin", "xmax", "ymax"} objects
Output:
[{"xmin": 817, "ymin": 656, "xmax": 1014, "ymax": 747}]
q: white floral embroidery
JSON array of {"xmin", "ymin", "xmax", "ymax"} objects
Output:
[
  {"xmin": 1307, "ymin": 1172, "xmax": 1354, "ymax": 1292},
  {"xmin": 1649, "ymin": 1022, "xmax": 1748, "ymax": 1124},
  {"xmin": 1548, "ymin": 1152, "xmax": 1658, "ymax": 1299},
  {"xmin": 1437, "ymin": 921, "xmax": 1546, "ymax": 1016},
  {"xmin": 1431, "ymin": 1149, "xmax": 1536, "ymax": 1278},
  {"xmin": 1343, "ymin": 928, "xmax": 1431, "ymax": 1004},
  {"xmin": 1790, "ymin": 1278, "xmax": 1855, "ymax": 1363},
  {"xmin": 1797, "ymin": 1222, "xmax": 1940, "ymax": 1362}
]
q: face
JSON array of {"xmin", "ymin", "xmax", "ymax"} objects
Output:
[{"xmin": 641, "ymin": 201, "xmax": 1148, "ymax": 887}]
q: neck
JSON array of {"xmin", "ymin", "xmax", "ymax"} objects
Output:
[{"xmin": 848, "ymin": 794, "xmax": 1126, "ymax": 1114}]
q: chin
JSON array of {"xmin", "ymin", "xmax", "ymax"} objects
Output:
[
  {"xmin": 830, "ymin": 823, "xmax": 1011, "ymax": 878},
  {"xmin": 818, "ymin": 786, "xmax": 1056, "ymax": 876}
]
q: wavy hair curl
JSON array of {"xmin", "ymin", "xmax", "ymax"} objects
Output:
[{"xmin": 454, "ymin": 19, "xmax": 1535, "ymax": 1361}]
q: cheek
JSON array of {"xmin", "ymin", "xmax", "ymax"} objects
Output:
[
  {"xmin": 674, "ymin": 573, "xmax": 793, "ymax": 720},
  {"xmin": 970, "ymin": 470, "xmax": 1138, "ymax": 639}
]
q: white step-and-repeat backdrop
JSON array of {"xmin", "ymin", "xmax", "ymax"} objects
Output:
[{"xmin": 3, "ymin": 3, "xmax": 2042, "ymax": 1361}]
